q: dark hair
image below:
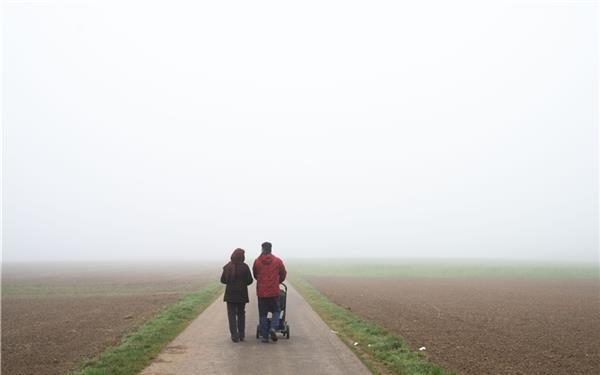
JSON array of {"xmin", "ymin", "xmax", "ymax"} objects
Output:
[{"xmin": 261, "ymin": 242, "xmax": 272, "ymax": 253}]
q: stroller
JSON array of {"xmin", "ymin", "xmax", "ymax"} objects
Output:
[{"xmin": 256, "ymin": 283, "xmax": 290, "ymax": 339}]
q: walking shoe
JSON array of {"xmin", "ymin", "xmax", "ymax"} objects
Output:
[
  {"xmin": 231, "ymin": 335, "xmax": 239, "ymax": 343},
  {"xmin": 239, "ymin": 336, "xmax": 245, "ymax": 342},
  {"xmin": 261, "ymin": 337, "xmax": 269, "ymax": 343},
  {"xmin": 269, "ymin": 329, "xmax": 278, "ymax": 342}
]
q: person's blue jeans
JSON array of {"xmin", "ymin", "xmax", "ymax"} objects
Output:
[{"xmin": 258, "ymin": 296, "xmax": 280, "ymax": 339}]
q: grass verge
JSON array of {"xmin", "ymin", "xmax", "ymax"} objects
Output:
[
  {"xmin": 291, "ymin": 276, "xmax": 456, "ymax": 375},
  {"xmin": 67, "ymin": 281, "xmax": 224, "ymax": 375}
]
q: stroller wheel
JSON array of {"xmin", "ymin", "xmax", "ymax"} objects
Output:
[{"xmin": 286, "ymin": 325, "xmax": 290, "ymax": 339}]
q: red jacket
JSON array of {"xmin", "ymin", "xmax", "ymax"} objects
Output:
[{"xmin": 252, "ymin": 253, "xmax": 287, "ymax": 298}]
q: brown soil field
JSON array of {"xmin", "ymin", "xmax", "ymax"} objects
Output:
[
  {"xmin": 1, "ymin": 262, "xmax": 219, "ymax": 375},
  {"xmin": 307, "ymin": 276, "xmax": 600, "ymax": 375}
]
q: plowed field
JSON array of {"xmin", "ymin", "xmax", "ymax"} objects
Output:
[
  {"xmin": 2, "ymin": 263, "xmax": 217, "ymax": 375},
  {"xmin": 307, "ymin": 276, "xmax": 600, "ymax": 375}
]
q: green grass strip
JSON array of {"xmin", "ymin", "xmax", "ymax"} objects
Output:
[
  {"xmin": 291, "ymin": 276, "xmax": 456, "ymax": 375},
  {"xmin": 67, "ymin": 281, "xmax": 224, "ymax": 375},
  {"xmin": 289, "ymin": 261, "xmax": 599, "ymax": 279}
]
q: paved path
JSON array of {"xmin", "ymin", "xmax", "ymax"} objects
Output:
[{"xmin": 140, "ymin": 284, "xmax": 372, "ymax": 375}]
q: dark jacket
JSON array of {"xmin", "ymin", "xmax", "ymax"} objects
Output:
[
  {"xmin": 252, "ymin": 253, "xmax": 287, "ymax": 298},
  {"xmin": 221, "ymin": 249, "xmax": 253, "ymax": 303}
]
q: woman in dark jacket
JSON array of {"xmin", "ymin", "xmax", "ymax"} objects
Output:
[{"xmin": 220, "ymin": 248, "xmax": 253, "ymax": 342}]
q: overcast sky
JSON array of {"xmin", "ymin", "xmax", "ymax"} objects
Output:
[{"xmin": 3, "ymin": 0, "xmax": 598, "ymax": 262}]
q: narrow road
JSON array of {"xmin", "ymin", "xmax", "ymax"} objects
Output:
[{"xmin": 139, "ymin": 283, "xmax": 372, "ymax": 375}]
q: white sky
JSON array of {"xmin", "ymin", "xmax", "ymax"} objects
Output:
[{"xmin": 2, "ymin": 0, "xmax": 598, "ymax": 262}]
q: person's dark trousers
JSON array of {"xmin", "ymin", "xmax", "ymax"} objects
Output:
[
  {"xmin": 258, "ymin": 296, "xmax": 280, "ymax": 339},
  {"xmin": 226, "ymin": 302, "xmax": 246, "ymax": 340}
]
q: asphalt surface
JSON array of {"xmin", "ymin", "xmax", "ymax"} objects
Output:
[{"xmin": 139, "ymin": 283, "xmax": 372, "ymax": 375}]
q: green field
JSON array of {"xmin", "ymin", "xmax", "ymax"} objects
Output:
[
  {"xmin": 289, "ymin": 259, "xmax": 599, "ymax": 278},
  {"xmin": 2, "ymin": 283, "xmax": 204, "ymax": 298}
]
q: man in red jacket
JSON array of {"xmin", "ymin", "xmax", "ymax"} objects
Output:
[{"xmin": 253, "ymin": 241, "xmax": 287, "ymax": 343}]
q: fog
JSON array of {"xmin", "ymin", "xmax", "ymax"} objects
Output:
[{"xmin": 2, "ymin": 0, "xmax": 598, "ymax": 263}]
